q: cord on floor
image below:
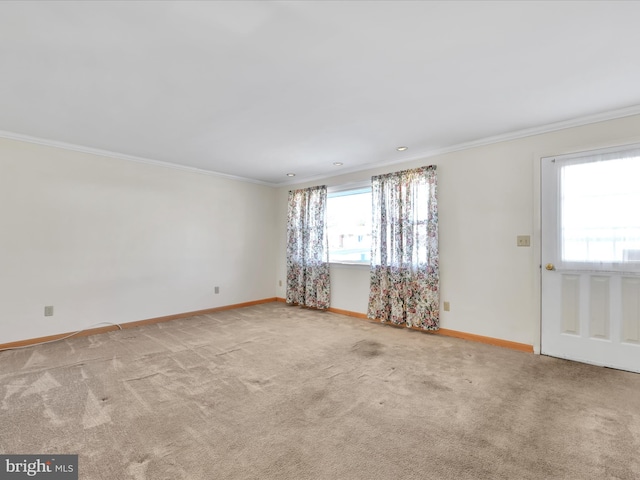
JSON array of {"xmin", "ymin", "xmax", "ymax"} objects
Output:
[{"xmin": 0, "ymin": 322, "xmax": 124, "ymax": 352}]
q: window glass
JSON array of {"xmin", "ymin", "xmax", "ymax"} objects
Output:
[
  {"xmin": 327, "ymin": 188, "xmax": 371, "ymax": 264},
  {"xmin": 561, "ymin": 154, "xmax": 640, "ymax": 268}
]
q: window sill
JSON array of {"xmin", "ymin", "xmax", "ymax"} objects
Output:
[{"xmin": 329, "ymin": 262, "xmax": 370, "ymax": 269}]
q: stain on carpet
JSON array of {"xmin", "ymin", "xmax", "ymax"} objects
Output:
[{"xmin": 351, "ymin": 340, "xmax": 383, "ymax": 357}]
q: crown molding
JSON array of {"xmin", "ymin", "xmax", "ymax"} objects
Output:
[
  {"xmin": 0, "ymin": 130, "xmax": 277, "ymax": 187},
  {"xmin": 3, "ymin": 103, "xmax": 640, "ymax": 189},
  {"xmin": 275, "ymin": 103, "xmax": 640, "ymax": 187},
  {"xmin": 435, "ymin": 103, "xmax": 640, "ymax": 155}
]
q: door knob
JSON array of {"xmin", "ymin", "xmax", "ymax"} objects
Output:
[{"xmin": 545, "ymin": 263, "xmax": 555, "ymax": 271}]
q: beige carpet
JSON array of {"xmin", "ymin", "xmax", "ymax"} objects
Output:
[{"xmin": 1, "ymin": 302, "xmax": 639, "ymax": 479}]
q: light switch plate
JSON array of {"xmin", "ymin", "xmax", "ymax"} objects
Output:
[{"xmin": 517, "ymin": 235, "xmax": 531, "ymax": 247}]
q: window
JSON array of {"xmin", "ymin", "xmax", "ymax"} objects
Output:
[
  {"xmin": 327, "ymin": 187, "xmax": 371, "ymax": 264},
  {"xmin": 559, "ymin": 146, "xmax": 640, "ymax": 271}
]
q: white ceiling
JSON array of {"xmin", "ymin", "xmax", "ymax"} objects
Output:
[{"xmin": 2, "ymin": 1, "xmax": 640, "ymax": 186}]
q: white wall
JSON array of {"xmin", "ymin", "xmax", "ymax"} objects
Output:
[
  {"xmin": 275, "ymin": 114, "xmax": 640, "ymax": 351},
  {"xmin": 6, "ymin": 113, "xmax": 640, "ymax": 348},
  {"xmin": 0, "ymin": 138, "xmax": 277, "ymax": 344}
]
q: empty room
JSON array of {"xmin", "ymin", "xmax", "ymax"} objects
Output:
[{"xmin": 1, "ymin": 1, "xmax": 640, "ymax": 479}]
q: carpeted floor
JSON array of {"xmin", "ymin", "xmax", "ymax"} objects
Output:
[{"xmin": 1, "ymin": 302, "xmax": 639, "ymax": 479}]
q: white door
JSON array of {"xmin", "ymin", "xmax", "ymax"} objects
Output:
[{"xmin": 541, "ymin": 145, "xmax": 640, "ymax": 373}]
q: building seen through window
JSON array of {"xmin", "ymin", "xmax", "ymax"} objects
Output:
[{"xmin": 327, "ymin": 188, "xmax": 371, "ymax": 264}]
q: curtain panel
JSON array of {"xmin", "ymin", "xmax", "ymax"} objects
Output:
[
  {"xmin": 368, "ymin": 166, "xmax": 439, "ymax": 329},
  {"xmin": 286, "ymin": 186, "xmax": 331, "ymax": 309}
]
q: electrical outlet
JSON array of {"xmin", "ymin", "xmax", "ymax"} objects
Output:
[
  {"xmin": 443, "ymin": 301, "xmax": 450, "ymax": 312},
  {"xmin": 279, "ymin": 280, "xmax": 282, "ymax": 287},
  {"xmin": 44, "ymin": 306, "xmax": 54, "ymax": 316},
  {"xmin": 517, "ymin": 235, "xmax": 531, "ymax": 247},
  {"xmin": 214, "ymin": 286, "xmax": 220, "ymax": 294}
]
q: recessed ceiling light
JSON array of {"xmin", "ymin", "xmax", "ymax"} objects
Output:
[
  {"xmin": 286, "ymin": 173, "xmax": 296, "ymax": 177},
  {"xmin": 333, "ymin": 162, "xmax": 344, "ymax": 166},
  {"xmin": 396, "ymin": 146, "xmax": 408, "ymax": 151}
]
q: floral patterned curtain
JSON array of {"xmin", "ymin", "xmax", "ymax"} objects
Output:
[
  {"xmin": 286, "ymin": 186, "xmax": 331, "ymax": 309},
  {"xmin": 367, "ymin": 166, "xmax": 439, "ymax": 329}
]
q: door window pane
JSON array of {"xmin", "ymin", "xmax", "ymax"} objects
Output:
[{"xmin": 561, "ymin": 153, "xmax": 640, "ymax": 268}]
